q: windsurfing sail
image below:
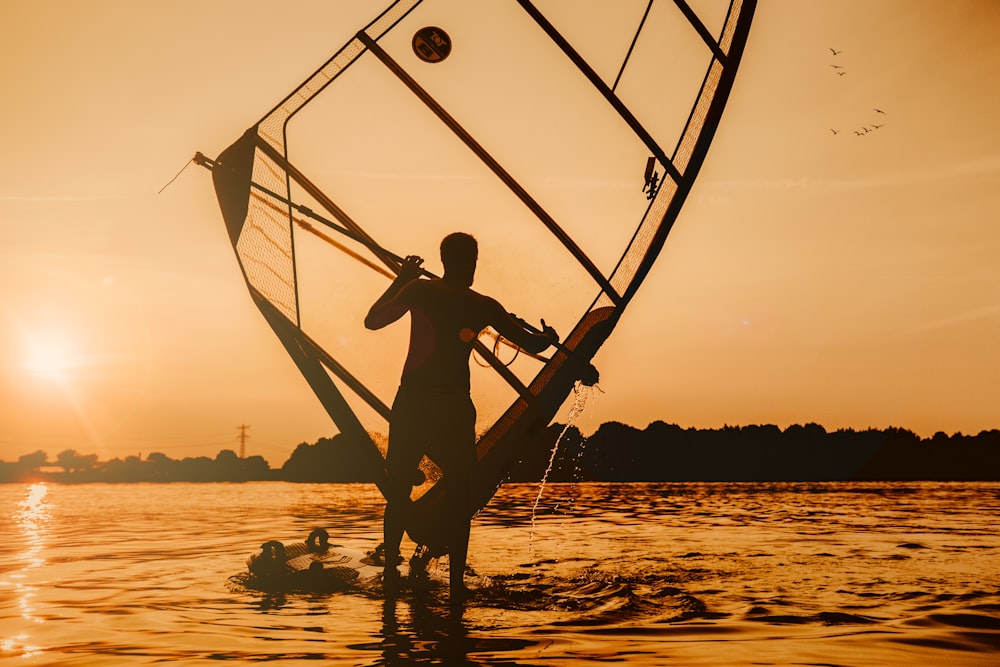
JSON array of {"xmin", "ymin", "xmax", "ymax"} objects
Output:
[{"xmin": 201, "ymin": 0, "xmax": 756, "ymax": 553}]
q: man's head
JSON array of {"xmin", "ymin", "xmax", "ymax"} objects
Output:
[{"xmin": 440, "ymin": 232, "xmax": 478, "ymax": 286}]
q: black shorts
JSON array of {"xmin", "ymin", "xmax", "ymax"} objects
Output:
[{"xmin": 386, "ymin": 387, "xmax": 476, "ymax": 493}]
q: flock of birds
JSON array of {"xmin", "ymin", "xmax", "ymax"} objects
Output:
[{"xmin": 826, "ymin": 47, "xmax": 888, "ymax": 137}]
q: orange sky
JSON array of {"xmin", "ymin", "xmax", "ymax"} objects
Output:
[{"xmin": 1, "ymin": 0, "xmax": 998, "ymax": 466}]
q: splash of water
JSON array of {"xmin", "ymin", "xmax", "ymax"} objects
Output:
[{"xmin": 528, "ymin": 381, "xmax": 596, "ymax": 552}]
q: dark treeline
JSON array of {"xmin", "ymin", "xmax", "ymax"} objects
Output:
[
  {"xmin": 3, "ymin": 422, "xmax": 1000, "ymax": 483},
  {"xmin": 508, "ymin": 422, "xmax": 1000, "ymax": 482},
  {"xmin": 0, "ymin": 448, "xmax": 275, "ymax": 484}
]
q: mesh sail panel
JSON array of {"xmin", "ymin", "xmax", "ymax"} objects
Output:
[{"xmin": 238, "ymin": 149, "xmax": 298, "ymax": 323}]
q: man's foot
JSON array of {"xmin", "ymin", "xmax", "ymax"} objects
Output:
[{"xmin": 371, "ymin": 543, "xmax": 404, "ymax": 567}]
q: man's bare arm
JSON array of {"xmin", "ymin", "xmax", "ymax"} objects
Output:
[
  {"xmin": 364, "ymin": 255, "xmax": 424, "ymax": 330},
  {"xmin": 488, "ymin": 302, "xmax": 558, "ymax": 354}
]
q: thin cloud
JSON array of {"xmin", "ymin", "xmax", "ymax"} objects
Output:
[{"xmin": 900, "ymin": 303, "xmax": 1000, "ymax": 338}]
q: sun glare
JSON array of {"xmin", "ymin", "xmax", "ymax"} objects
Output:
[{"xmin": 21, "ymin": 332, "xmax": 79, "ymax": 383}]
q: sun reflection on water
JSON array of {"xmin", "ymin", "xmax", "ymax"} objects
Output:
[{"xmin": 3, "ymin": 482, "xmax": 51, "ymax": 658}]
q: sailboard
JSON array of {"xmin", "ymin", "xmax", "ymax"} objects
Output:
[
  {"xmin": 247, "ymin": 528, "xmax": 385, "ymax": 589},
  {"xmin": 200, "ymin": 0, "xmax": 756, "ymax": 555}
]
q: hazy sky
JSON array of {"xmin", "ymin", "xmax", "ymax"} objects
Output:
[{"xmin": 1, "ymin": 0, "xmax": 998, "ymax": 466}]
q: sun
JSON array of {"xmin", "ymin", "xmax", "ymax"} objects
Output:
[{"xmin": 21, "ymin": 332, "xmax": 80, "ymax": 383}]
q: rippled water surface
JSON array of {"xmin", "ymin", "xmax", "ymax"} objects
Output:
[{"xmin": 2, "ymin": 481, "xmax": 999, "ymax": 665}]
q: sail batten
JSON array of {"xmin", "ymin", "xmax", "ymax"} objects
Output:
[
  {"xmin": 254, "ymin": 138, "xmax": 401, "ymax": 275},
  {"xmin": 612, "ymin": 0, "xmax": 655, "ymax": 93},
  {"xmin": 672, "ymin": 0, "xmax": 729, "ymax": 62}
]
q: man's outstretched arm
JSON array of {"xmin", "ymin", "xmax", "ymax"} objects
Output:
[
  {"xmin": 364, "ymin": 255, "xmax": 424, "ymax": 330},
  {"xmin": 488, "ymin": 302, "xmax": 558, "ymax": 355}
]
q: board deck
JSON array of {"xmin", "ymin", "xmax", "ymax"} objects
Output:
[{"xmin": 246, "ymin": 529, "xmax": 385, "ymax": 587}]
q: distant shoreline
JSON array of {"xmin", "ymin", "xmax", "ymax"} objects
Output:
[{"xmin": 3, "ymin": 421, "xmax": 999, "ymax": 484}]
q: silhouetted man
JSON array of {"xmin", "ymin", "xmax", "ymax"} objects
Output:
[{"xmin": 365, "ymin": 232, "xmax": 557, "ymax": 602}]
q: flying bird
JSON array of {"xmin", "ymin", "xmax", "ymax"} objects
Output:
[
  {"xmin": 830, "ymin": 48, "xmax": 842, "ymax": 55},
  {"xmin": 830, "ymin": 64, "xmax": 845, "ymax": 69},
  {"xmin": 830, "ymin": 128, "xmax": 840, "ymax": 135},
  {"xmin": 874, "ymin": 108, "xmax": 886, "ymax": 114},
  {"xmin": 872, "ymin": 123, "xmax": 884, "ymax": 129},
  {"xmin": 837, "ymin": 71, "xmax": 847, "ymax": 76}
]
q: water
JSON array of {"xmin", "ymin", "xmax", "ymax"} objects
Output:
[{"xmin": 2, "ymin": 481, "xmax": 999, "ymax": 666}]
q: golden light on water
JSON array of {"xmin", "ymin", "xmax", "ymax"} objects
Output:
[
  {"xmin": 3, "ymin": 483, "xmax": 51, "ymax": 658},
  {"xmin": 17, "ymin": 483, "xmax": 50, "ymax": 570}
]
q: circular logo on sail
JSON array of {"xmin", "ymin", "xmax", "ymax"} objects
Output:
[{"xmin": 413, "ymin": 27, "xmax": 451, "ymax": 63}]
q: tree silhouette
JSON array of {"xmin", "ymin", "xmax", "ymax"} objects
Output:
[
  {"xmin": 281, "ymin": 434, "xmax": 383, "ymax": 482},
  {"xmin": 18, "ymin": 450, "xmax": 48, "ymax": 470},
  {"xmin": 56, "ymin": 449, "xmax": 98, "ymax": 473}
]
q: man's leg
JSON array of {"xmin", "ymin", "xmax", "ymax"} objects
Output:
[
  {"xmin": 446, "ymin": 395, "xmax": 477, "ymax": 602},
  {"xmin": 383, "ymin": 495, "xmax": 405, "ymax": 566},
  {"xmin": 381, "ymin": 492, "xmax": 406, "ymax": 594},
  {"xmin": 383, "ymin": 389, "xmax": 422, "ymax": 587},
  {"xmin": 445, "ymin": 474, "xmax": 472, "ymax": 599}
]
